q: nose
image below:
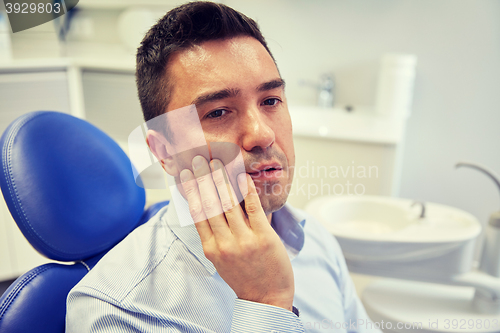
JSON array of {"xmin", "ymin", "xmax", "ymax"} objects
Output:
[{"xmin": 240, "ymin": 107, "xmax": 275, "ymax": 152}]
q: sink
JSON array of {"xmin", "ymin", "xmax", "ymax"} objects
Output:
[
  {"xmin": 288, "ymin": 105, "xmax": 405, "ymax": 145},
  {"xmin": 304, "ymin": 196, "xmax": 482, "ymax": 279}
]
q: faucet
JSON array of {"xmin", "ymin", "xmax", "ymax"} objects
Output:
[
  {"xmin": 456, "ymin": 161, "xmax": 500, "ymax": 278},
  {"xmin": 318, "ymin": 74, "xmax": 335, "ymax": 108},
  {"xmin": 411, "ymin": 201, "xmax": 426, "ymax": 219},
  {"xmin": 455, "ymin": 161, "xmax": 500, "ymax": 314},
  {"xmin": 299, "ymin": 74, "xmax": 335, "ymax": 108}
]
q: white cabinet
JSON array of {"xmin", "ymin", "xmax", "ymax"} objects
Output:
[
  {"xmin": 288, "ymin": 136, "xmax": 396, "ymax": 210},
  {"xmin": 0, "ymin": 70, "xmax": 71, "ymax": 133},
  {"xmin": 0, "ymin": 198, "xmax": 15, "ymax": 281},
  {"xmin": 286, "ymin": 106, "xmax": 405, "ymax": 209},
  {"xmin": 82, "ymin": 70, "xmax": 144, "ymax": 143}
]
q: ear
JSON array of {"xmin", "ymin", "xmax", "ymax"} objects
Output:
[{"xmin": 146, "ymin": 130, "xmax": 179, "ymax": 176}]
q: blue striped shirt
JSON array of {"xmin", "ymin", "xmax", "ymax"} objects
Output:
[{"xmin": 66, "ymin": 188, "xmax": 380, "ymax": 333}]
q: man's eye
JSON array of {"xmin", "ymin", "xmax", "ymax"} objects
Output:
[
  {"xmin": 206, "ymin": 109, "xmax": 226, "ymax": 119},
  {"xmin": 263, "ymin": 98, "xmax": 280, "ymax": 106}
]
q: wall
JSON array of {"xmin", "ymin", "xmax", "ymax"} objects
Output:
[{"xmin": 225, "ymin": 0, "xmax": 500, "ymax": 237}]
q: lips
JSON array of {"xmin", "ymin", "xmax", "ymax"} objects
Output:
[{"xmin": 247, "ymin": 162, "xmax": 283, "ymax": 179}]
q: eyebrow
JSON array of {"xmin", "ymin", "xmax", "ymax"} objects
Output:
[
  {"xmin": 192, "ymin": 78, "xmax": 286, "ymax": 108},
  {"xmin": 192, "ymin": 88, "xmax": 240, "ymax": 108},
  {"xmin": 257, "ymin": 78, "xmax": 286, "ymax": 92}
]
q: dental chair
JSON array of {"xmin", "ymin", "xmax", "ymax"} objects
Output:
[{"xmin": 0, "ymin": 111, "xmax": 169, "ymax": 333}]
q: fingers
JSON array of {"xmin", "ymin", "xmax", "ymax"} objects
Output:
[
  {"xmin": 180, "ymin": 168, "xmax": 212, "ymax": 243},
  {"xmin": 209, "ymin": 159, "xmax": 237, "ymax": 211},
  {"xmin": 237, "ymin": 173, "xmax": 269, "ymax": 231},
  {"xmin": 181, "ymin": 156, "xmax": 261, "ymax": 241},
  {"xmin": 210, "ymin": 159, "xmax": 249, "ymax": 233},
  {"xmin": 191, "ymin": 156, "xmax": 231, "ymax": 238}
]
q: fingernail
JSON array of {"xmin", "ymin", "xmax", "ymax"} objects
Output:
[
  {"xmin": 180, "ymin": 169, "xmax": 191, "ymax": 183},
  {"xmin": 210, "ymin": 159, "xmax": 222, "ymax": 171},
  {"xmin": 192, "ymin": 155, "xmax": 205, "ymax": 170}
]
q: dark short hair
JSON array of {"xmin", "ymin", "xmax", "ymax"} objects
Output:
[{"xmin": 136, "ymin": 1, "xmax": 275, "ymax": 139}]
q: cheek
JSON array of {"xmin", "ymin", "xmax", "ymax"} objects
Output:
[
  {"xmin": 276, "ymin": 114, "xmax": 295, "ymax": 166},
  {"xmin": 201, "ymin": 129, "xmax": 229, "ymax": 146}
]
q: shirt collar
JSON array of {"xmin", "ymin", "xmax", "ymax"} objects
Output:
[
  {"xmin": 164, "ymin": 185, "xmax": 306, "ymax": 275},
  {"xmin": 271, "ymin": 204, "xmax": 306, "ymax": 260}
]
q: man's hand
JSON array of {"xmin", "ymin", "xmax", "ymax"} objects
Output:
[{"xmin": 179, "ymin": 156, "xmax": 294, "ymax": 311}]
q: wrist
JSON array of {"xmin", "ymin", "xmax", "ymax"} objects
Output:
[
  {"xmin": 259, "ymin": 298, "xmax": 294, "ymax": 311},
  {"xmin": 239, "ymin": 290, "xmax": 294, "ymax": 311}
]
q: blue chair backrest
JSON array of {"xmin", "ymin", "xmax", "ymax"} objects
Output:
[{"xmin": 0, "ymin": 111, "xmax": 168, "ymax": 333}]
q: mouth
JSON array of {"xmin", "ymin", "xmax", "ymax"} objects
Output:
[{"xmin": 247, "ymin": 162, "xmax": 284, "ymax": 179}]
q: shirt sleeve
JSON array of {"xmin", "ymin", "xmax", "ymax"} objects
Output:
[
  {"xmin": 231, "ymin": 299, "xmax": 305, "ymax": 333},
  {"xmin": 66, "ymin": 288, "xmax": 170, "ymax": 333},
  {"xmin": 67, "ymin": 287, "xmax": 305, "ymax": 333}
]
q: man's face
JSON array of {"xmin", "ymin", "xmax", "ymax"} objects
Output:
[{"xmin": 165, "ymin": 36, "xmax": 295, "ymax": 215}]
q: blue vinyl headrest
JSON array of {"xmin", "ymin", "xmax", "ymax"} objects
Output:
[{"xmin": 0, "ymin": 111, "xmax": 146, "ymax": 261}]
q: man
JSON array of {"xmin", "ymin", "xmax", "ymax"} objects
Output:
[{"xmin": 66, "ymin": 2, "xmax": 380, "ymax": 332}]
